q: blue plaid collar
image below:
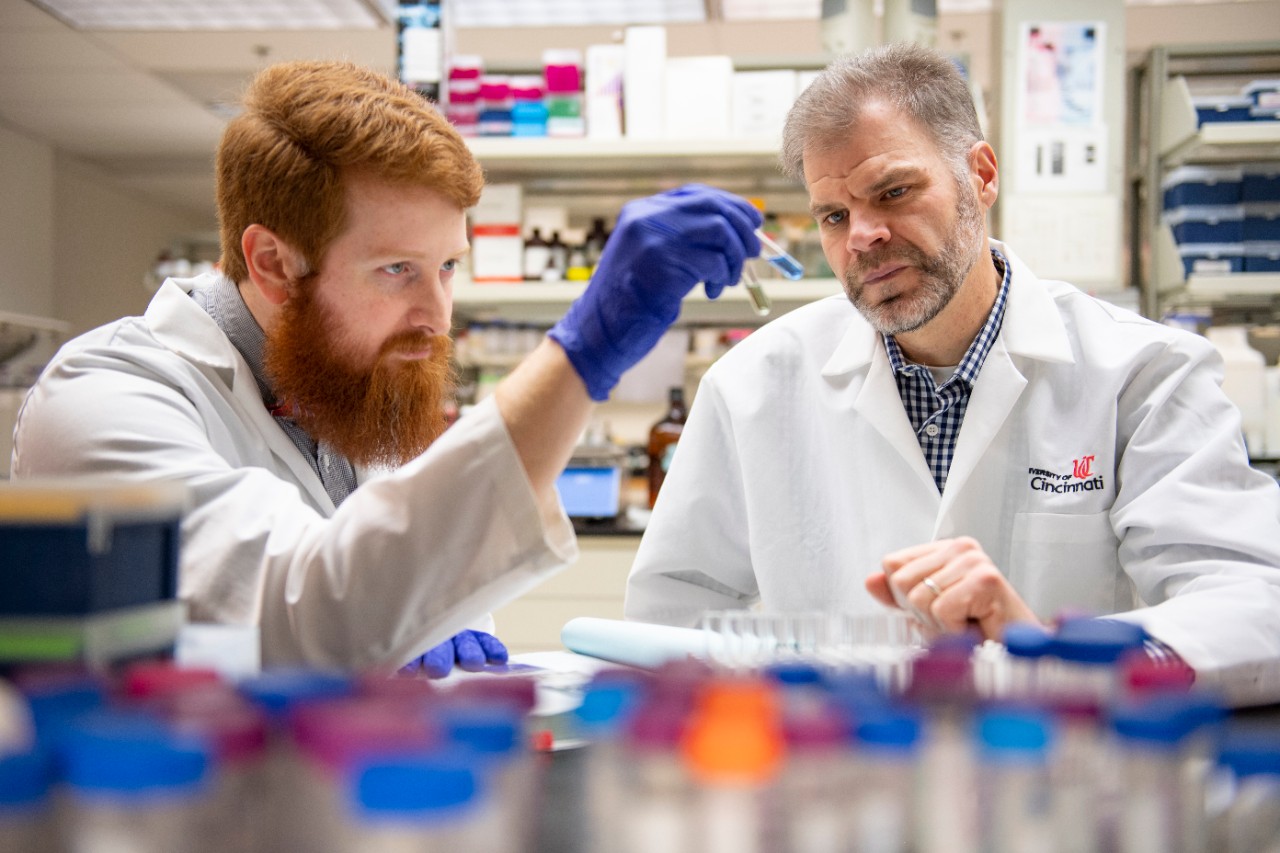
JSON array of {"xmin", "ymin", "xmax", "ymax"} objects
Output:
[{"xmin": 884, "ymin": 248, "xmax": 1011, "ymax": 386}]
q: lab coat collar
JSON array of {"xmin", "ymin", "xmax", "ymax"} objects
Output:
[
  {"xmin": 146, "ymin": 273, "xmax": 339, "ymax": 512},
  {"xmin": 147, "ymin": 273, "xmax": 247, "ymax": 377},
  {"xmin": 820, "ymin": 238, "xmax": 1075, "ymax": 378}
]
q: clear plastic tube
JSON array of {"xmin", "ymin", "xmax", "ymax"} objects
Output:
[
  {"xmin": 739, "ymin": 230, "xmax": 807, "ymax": 317},
  {"xmin": 757, "ymin": 230, "xmax": 804, "ymax": 280}
]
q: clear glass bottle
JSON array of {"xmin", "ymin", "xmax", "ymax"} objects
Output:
[{"xmin": 648, "ymin": 386, "xmax": 689, "ymax": 508}]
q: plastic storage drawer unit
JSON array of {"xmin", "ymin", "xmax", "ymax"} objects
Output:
[
  {"xmin": 1162, "ymin": 165, "xmax": 1242, "ymax": 209},
  {"xmin": 1245, "ymin": 243, "xmax": 1280, "ymax": 273},
  {"xmin": 1244, "ymin": 203, "xmax": 1280, "ymax": 242},
  {"xmin": 1178, "ymin": 243, "xmax": 1244, "ymax": 277},
  {"xmin": 1243, "ymin": 163, "xmax": 1280, "ymax": 202},
  {"xmin": 1163, "ymin": 205, "xmax": 1244, "ymax": 244},
  {"xmin": 1193, "ymin": 94, "xmax": 1254, "ymax": 124}
]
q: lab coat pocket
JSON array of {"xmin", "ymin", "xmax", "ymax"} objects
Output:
[{"xmin": 1009, "ymin": 510, "xmax": 1124, "ymax": 620}]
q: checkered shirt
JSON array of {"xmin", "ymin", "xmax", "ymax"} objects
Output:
[{"xmin": 883, "ymin": 249, "xmax": 1011, "ymax": 494}]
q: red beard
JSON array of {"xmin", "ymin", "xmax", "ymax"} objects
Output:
[{"xmin": 264, "ymin": 283, "xmax": 455, "ymax": 468}]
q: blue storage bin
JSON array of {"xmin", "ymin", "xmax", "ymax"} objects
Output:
[
  {"xmin": 1244, "ymin": 242, "xmax": 1280, "ymax": 273},
  {"xmin": 1242, "ymin": 79, "xmax": 1280, "ymax": 109},
  {"xmin": 1164, "ymin": 205, "xmax": 1244, "ymax": 244},
  {"xmin": 1162, "ymin": 165, "xmax": 1242, "ymax": 208},
  {"xmin": 1244, "ymin": 203, "xmax": 1280, "ymax": 241},
  {"xmin": 0, "ymin": 481, "xmax": 186, "ymax": 616},
  {"xmin": 1193, "ymin": 95, "xmax": 1254, "ymax": 124},
  {"xmin": 1178, "ymin": 243, "xmax": 1244, "ymax": 277},
  {"xmin": 1243, "ymin": 163, "xmax": 1280, "ymax": 202}
]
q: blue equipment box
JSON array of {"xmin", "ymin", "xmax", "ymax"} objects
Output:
[
  {"xmin": 1243, "ymin": 164, "xmax": 1280, "ymax": 202},
  {"xmin": 1162, "ymin": 166, "xmax": 1242, "ymax": 209},
  {"xmin": 1164, "ymin": 205, "xmax": 1244, "ymax": 244},
  {"xmin": 0, "ymin": 480, "xmax": 187, "ymax": 616},
  {"xmin": 1245, "ymin": 242, "xmax": 1280, "ymax": 273},
  {"xmin": 1178, "ymin": 243, "xmax": 1244, "ymax": 277},
  {"xmin": 1243, "ymin": 79, "xmax": 1280, "ymax": 110},
  {"xmin": 1244, "ymin": 203, "xmax": 1280, "ymax": 242},
  {"xmin": 1193, "ymin": 95, "xmax": 1253, "ymax": 124}
]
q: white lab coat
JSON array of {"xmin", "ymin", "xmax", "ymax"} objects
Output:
[
  {"xmin": 12, "ymin": 275, "xmax": 577, "ymax": 669},
  {"xmin": 627, "ymin": 240, "xmax": 1280, "ymax": 706}
]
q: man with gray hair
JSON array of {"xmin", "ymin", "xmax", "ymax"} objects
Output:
[{"xmin": 625, "ymin": 43, "xmax": 1280, "ymax": 706}]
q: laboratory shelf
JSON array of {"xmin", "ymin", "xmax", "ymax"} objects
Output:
[
  {"xmin": 466, "ymin": 136, "xmax": 786, "ymax": 179},
  {"xmin": 1159, "ymin": 74, "xmax": 1280, "ymax": 166},
  {"xmin": 453, "ymin": 278, "xmax": 842, "ymax": 326},
  {"xmin": 1186, "ymin": 272, "xmax": 1280, "ymax": 299},
  {"xmin": 1130, "ymin": 41, "xmax": 1280, "ymax": 319}
]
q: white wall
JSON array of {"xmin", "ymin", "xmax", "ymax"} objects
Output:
[
  {"xmin": 52, "ymin": 156, "xmax": 205, "ymax": 334},
  {"xmin": 0, "ymin": 120, "xmax": 54, "ymax": 319}
]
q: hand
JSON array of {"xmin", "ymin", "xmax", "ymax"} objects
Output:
[
  {"xmin": 865, "ymin": 537, "xmax": 1044, "ymax": 640},
  {"xmin": 548, "ymin": 184, "xmax": 761, "ymax": 401},
  {"xmin": 399, "ymin": 630, "xmax": 509, "ymax": 678}
]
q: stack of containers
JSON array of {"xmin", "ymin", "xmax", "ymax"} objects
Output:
[
  {"xmin": 1162, "ymin": 164, "xmax": 1245, "ymax": 277},
  {"xmin": 509, "ymin": 76, "xmax": 547, "ymax": 137},
  {"xmin": 476, "ymin": 75, "xmax": 513, "ymax": 137},
  {"xmin": 1243, "ymin": 160, "xmax": 1280, "ymax": 273},
  {"xmin": 445, "ymin": 55, "xmax": 483, "ymax": 137},
  {"xmin": 1242, "ymin": 78, "xmax": 1280, "ymax": 122},
  {"xmin": 543, "ymin": 50, "xmax": 585, "ymax": 138}
]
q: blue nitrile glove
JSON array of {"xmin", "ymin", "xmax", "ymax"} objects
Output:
[
  {"xmin": 400, "ymin": 630, "xmax": 509, "ymax": 678},
  {"xmin": 548, "ymin": 184, "xmax": 761, "ymax": 401}
]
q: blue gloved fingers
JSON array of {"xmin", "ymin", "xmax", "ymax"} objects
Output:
[
  {"xmin": 419, "ymin": 639, "xmax": 456, "ymax": 679},
  {"xmin": 473, "ymin": 630, "xmax": 510, "ymax": 665},
  {"xmin": 450, "ymin": 631, "xmax": 487, "ymax": 672}
]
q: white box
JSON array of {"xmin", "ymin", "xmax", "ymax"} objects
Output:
[
  {"xmin": 470, "ymin": 183, "xmax": 522, "ymax": 225},
  {"xmin": 624, "ymin": 26, "xmax": 666, "ymax": 140},
  {"xmin": 586, "ymin": 43, "xmax": 626, "ymax": 140},
  {"xmin": 470, "ymin": 183, "xmax": 523, "ymax": 283},
  {"xmin": 732, "ymin": 69, "xmax": 799, "ymax": 139},
  {"xmin": 663, "ymin": 56, "xmax": 734, "ymax": 140}
]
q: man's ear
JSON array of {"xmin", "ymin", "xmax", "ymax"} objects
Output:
[
  {"xmin": 971, "ymin": 141, "xmax": 999, "ymax": 207},
  {"xmin": 241, "ymin": 225, "xmax": 305, "ymax": 307}
]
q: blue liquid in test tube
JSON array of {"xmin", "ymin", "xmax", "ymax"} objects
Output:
[
  {"xmin": 740, "ymin": 229, "xmax": 805, "ymax": 317},
  {"xmin": 756, "ymin": 229, "xmax": 804, "ymax": 280}
]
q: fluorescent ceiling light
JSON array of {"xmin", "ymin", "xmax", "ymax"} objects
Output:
[
  {"xmin": 450, "ymin": 0, "xmax": 706, "ymax": 28},
  {"xmin": 27, "ymin": 0, "xmax": 395, "ymax": 30}
]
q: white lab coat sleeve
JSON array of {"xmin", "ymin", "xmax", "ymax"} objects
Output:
[
  {"xmin": 14, "ymin": 338, "xmax": 576, "ymax": 669},
  {"xmin": 1108, "ymin": 334, "xmax": 1280, "ymax": 706},
  {"xmin": 625, "ymin": 376, "xmax": 759, "ymax": 627}
]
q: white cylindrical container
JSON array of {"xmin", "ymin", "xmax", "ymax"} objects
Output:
[
  {"xmin": 976, "ymin": 708, "xmax": 1057, "ymax": 853},
  {"xmin": 850, "ymin": 708, "xmax": 921, "ymax": 853},
  {"xmin": 1205, "ymin": 325, "xmax": 1267, "ymax": 457},
  {"xmin": 341, "ymin": 750, "xmax": 498, "ymax": 851},
  {"xmin": 0, "ymin": 747, "xmax": 55, "ymax": 852},
  {"xmin": 58, "ymin": 709, "xmax": 211, "ymax": 853}
]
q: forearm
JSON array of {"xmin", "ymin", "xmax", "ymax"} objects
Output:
[{"xmin": 493, "ymin": 337, "xmax": 594, "ymax": 503}]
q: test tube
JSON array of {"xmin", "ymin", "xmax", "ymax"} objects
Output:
[
  {"xmin": 756, "ymin": 229, "xmax": 804, "ymax": 280},
  {"xmin": 740, "ymin": 230, "xmax": 805, "ymax": 318},
  {"xmin": 741, "ymin": 265, "xmax": 772, "ymax": 318}
]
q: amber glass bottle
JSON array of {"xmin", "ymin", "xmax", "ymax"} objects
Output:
[{"xmin": 647, "ymin": 386, "xmax": 689, "ymax": 508}]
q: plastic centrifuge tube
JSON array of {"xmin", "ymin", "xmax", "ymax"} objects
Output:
[
  {"xmin": 740, "ymin": 230, "xmax": 806, "ymax": 318},
  {"xmin": 757, "ymin": 229, "xmax": 804, "ymax": 280},
  {"xmin": 740, "ymin": 265, "xmax": 772, "ymax": 318}
]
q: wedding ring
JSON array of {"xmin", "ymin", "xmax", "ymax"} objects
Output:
[{"xmin": 921, "ymin": 576, "xmax": 943, "ymax": 598}]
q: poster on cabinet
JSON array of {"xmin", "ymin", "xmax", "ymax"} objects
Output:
[{"xmin": 1014, "ymin": 20, "xmax": 1108, "ymax": 193}]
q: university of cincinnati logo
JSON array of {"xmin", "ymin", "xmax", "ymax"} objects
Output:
[{"xmin": 1027, "ymin": 455, "xmax": 1106, "ymax": 493}]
